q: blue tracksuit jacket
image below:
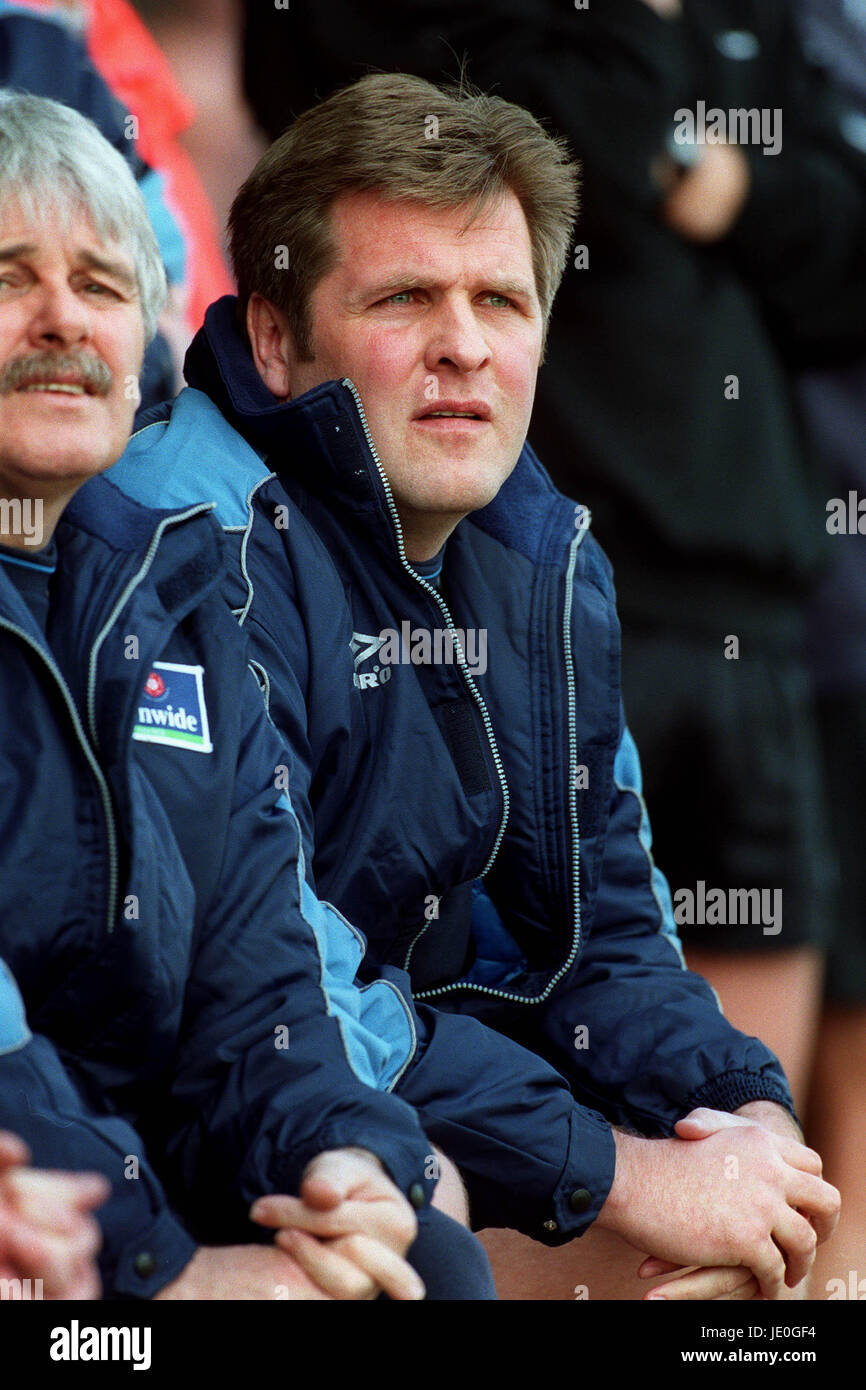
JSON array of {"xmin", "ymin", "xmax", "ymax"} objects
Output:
[
  {"xmin": 109, "ymin": 296, "xmax": 796, "ymax": 1242},
  {"xmin": 0, "ymin": 479, "xmax": 436, "ymax": 1296}
]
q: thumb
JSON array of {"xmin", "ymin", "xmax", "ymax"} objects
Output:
[
  {"xmin": 0, "ymin": 1132, "xmax": 29, "ymax": 1170},
  {"xmin": 300, "ymin": 1150, "xmax": 364, "ymax": 1210},
  {"xmin": 675, "ymin": 1107, "xmax": 752, "ymax": 1140}
]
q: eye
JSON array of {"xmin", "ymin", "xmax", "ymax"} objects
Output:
[
  {"xmin": 482, "ymin": 293, "xmax": 513, "ymax": 309},
  {"xmin": 83, "ymin": 280, "xmax": 120, "ymax": 297},
  {"xmin": 382, "ymin": 290, "xmax": 415, "ymax": 306}
]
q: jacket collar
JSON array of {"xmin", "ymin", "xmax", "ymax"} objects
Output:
[
  {"xmin": 0, "ymin": 475, "xmax": 222, "ymax": 641},
  {"xmin": 186, "ymin": 297, "xmax": 404, "ymax": 554}
]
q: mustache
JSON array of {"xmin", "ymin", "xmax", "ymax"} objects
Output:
[{"xmin": 0, "ymin": 351, "xmax": 113, "ymax": 396}]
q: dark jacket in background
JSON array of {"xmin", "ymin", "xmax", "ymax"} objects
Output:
[{"xmin": 794, "ymin": 0, "xmax": 866, "ymax": 693}]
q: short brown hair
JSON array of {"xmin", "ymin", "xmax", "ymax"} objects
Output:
[{"xmin": 228, "ymin": 71, "xmax": 579, "ymax": 359}]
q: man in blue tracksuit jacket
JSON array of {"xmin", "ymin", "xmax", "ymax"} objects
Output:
[
  {"xmin": 111, "ymin": 72, "xmax": 841, "ymax": 1298},
  {"xmin": 0, "ymin": 92, "xmax": 619, "ymax": 1302}
]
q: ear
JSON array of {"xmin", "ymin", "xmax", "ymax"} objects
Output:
[{"xmin": 246, "ymin": 294, "xmax": 296, "ymax": 400}]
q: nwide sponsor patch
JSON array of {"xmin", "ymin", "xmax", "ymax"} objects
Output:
[{"xmin": 132, "ymin": 661, "xmax": 213, "ymax": 753}]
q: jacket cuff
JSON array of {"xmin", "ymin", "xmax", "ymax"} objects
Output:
[
  {"xmin": 107, "ymin": 1208, "xmax": 199, "ymax": 1300},
  {"xmin": 540, "ymin": 1105, "xmax": 617, "ymax": 1248},
  {"xmin": 267, "ymin": 1123, "xmax": 435, "ymax": 1213},
  {"xmin": 685, "ymin": 1068, "xmax": 797, "ymax": 1123}
]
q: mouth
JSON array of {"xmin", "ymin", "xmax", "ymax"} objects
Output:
[
  {"xmin": 413, "ymin": 400, "xmax": 492, "ymax": 424},
  {"xmin": 19, "ymin": 381, "xmax": 91, "ymax": 396}
]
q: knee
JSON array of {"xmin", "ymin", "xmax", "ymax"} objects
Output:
[
  {"xmin": 429, "ymin": 1145, "xmax": 470, "ymax": 1227},
  {"xmin": 409, "ymin": 1207, "xmax": 497, "ymax": 1300}
]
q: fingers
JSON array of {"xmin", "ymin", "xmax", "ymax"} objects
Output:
[
  {"xmin": 252, "ymin": 1194, "xmax": 397, "ymax": 1242},
  {"xmin": 716, "ymin": 1274, "xmax": 761, "ymax": 1302},
  {"xmin": 276, "ymin": 1229, "xmax": 424, "ymax": 1302},
  {"xmin": 0, "ymin": 1168, "xmax": 106, "ymax": 1299},
  {"xmin": 276, "ymin": 1230, "xmax": 378, "ymax": 1300},
  {"xmin": 0, "ymin": 1132, "xmax": 30, "ymax": 1169},
  {"xmin": 645, "ymin": 1265, "xmax": 759, "ymax": 1301},
  {"xmin": 771, "ymin": 1206, "xmax": 819, "ymax": 1289},
  {"xmin": 4, "ymin": 1169, "xmax": 110, "ymax": 1227},
  {"xmin": 676, "ymin": 1109, "xmax": 825, "ymax": 1177},
  {"xmin": 784, "ymin": 1170, "xmax": 840, "ymax": 1247},
  {"xmin": 56, "ymin": 1172, "xmax": 111, "ymax": 1212},
  {"xmin": 750, "ymin": 1237, "xmax": 787, "ymax": 1300},
  {"xmin": 768, "ymin": 1136, "xmax": 824, "ymax": 1177},
  {"xmin": 297, "ymin": 1175, "xmax": 345, "ymax": 1213},
  {"xmin": 4, "ymin": 1206, "xmax": 103, "ymax": 1296},
  {"xmin": 5, "ymin": 1223, "xmax": 76, "ymax": 1296},
  {"xmin": 251, "ymin": 1192, "xmax": 416, "ymax": 1252},
  {"xmin": 638, "ymin": 1257, "xmax": 686, "ymax": 1278}
]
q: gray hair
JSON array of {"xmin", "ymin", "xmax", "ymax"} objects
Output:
[{"xmin": 0, "ymin": 91, "xmax": 167, "ymax": 340}]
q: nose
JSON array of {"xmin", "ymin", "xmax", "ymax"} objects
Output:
[
  {"xmin": 423, "ymin": 296, "xmax": 490, "ymax": 375},
  {"xmin": 27, "ymin": 278, "xmax": 92, "ymax": 350}
]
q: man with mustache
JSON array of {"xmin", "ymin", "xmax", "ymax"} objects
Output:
[{"xmin": 112, "ymin": 71, "xmax": 841, "ymax": 1300}]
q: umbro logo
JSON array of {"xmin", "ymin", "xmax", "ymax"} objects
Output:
[{"xmin": 350, "ymin": 632, "xmax": 392, "ymax": 690}]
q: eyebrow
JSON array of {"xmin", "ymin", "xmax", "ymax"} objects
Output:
[
  {"xmin": 0, "ymin": 242, "xmax": 38, "ymax": 261},
  {"xmin": 0, "ymin": 243, "xmax": 137, "ymax": 293},
  {"xmin": 351, "ymin": 273, "xmax": 536, "ymax": 305}
]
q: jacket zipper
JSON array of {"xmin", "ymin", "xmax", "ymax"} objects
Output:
[
  {"xmin": 419, "ymin": 523, "xmax": 588, "ymax": 1005},
  {"xmin": 0, "ymin": 617, "xmax": 120, "ymax": 937},
  {"xmin": 341, "ymin": 380, "xmax": 510, "ymax": 968},
  {"xmin": 1, "ymin": 504, "xmax": 214, "ymax": 939},
  {"xmin": 342, "ymin": 378, "xmax": 589, "ymax": 1003}
]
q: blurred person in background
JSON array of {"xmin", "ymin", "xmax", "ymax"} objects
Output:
[
  {"xmin": 130, "ymin": 0, "xmax": 266, "ymax": 254},
  {"xmin": 791, "ymin": 0, "xmax": 866, "ymax": 1298},
  {"xmin": 237, "ymin": 0, "xmax": 866, "ymax": 1297}
]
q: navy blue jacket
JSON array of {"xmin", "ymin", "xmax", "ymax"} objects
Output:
[
  {"xmin": 0, "ymin": 479, "xmax": 443, "ymax": 1297},
  {"xmin": 110, "ymin": 298, "xmax": 796, "ymax": 1240}
]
